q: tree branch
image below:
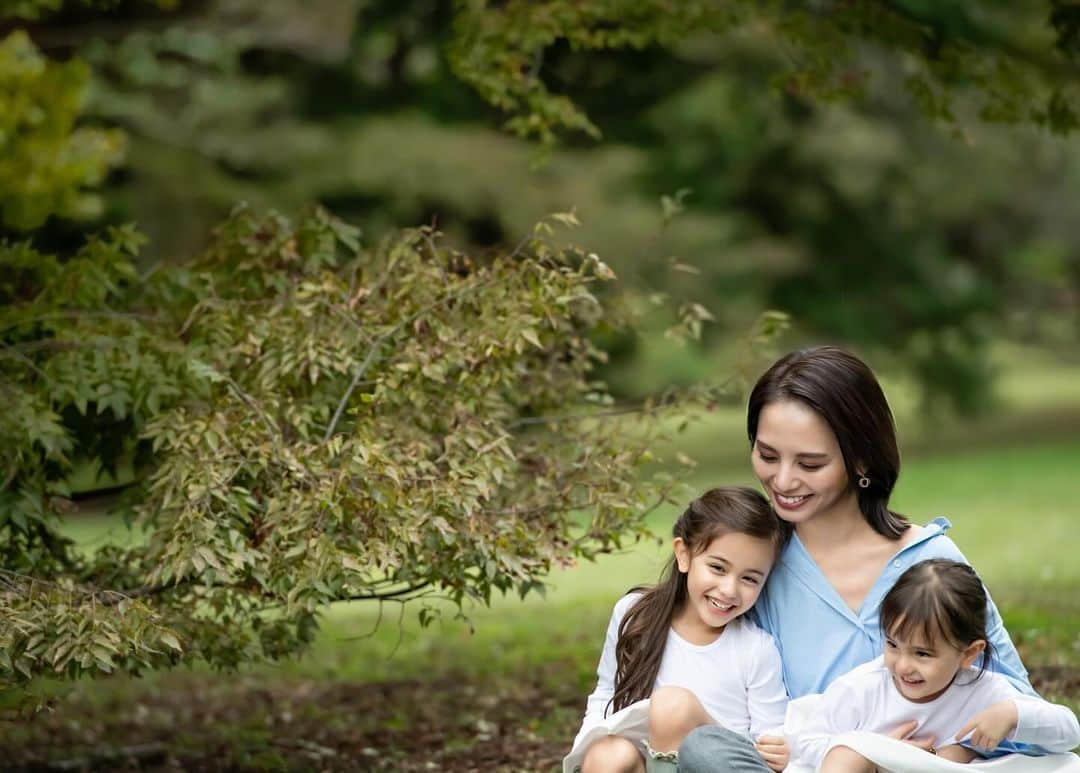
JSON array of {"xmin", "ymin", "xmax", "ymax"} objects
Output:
[
  {"xmin": 322, "ymin": 280, "xmax": 489, "ymax": 442},
  {"xmin": 873, "ymin": 0, "xmax": 1080, "ymax": 80}
]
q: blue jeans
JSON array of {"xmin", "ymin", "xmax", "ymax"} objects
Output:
[{"xmin": 677, "ymin": 726, "xmax": 772, "ymax": 772}]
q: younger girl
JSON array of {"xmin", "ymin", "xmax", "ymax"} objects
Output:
[
  {"xmin": 787, "ymin": 559, "xmax": 1080, "ymax": 771},
  {"xmin": 564, "ymin": 487, "xmax": 792, "ymax": 773}
]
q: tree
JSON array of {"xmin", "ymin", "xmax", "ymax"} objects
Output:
[{"xmin": 2, "ymin": 201, "xmax": 699, "ymax": 690}]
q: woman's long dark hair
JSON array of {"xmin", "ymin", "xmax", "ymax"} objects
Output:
[
  {"xmin": 747, "ymin": 345, "xmax": 909, "ymax": 539},
  {"xmin": 608, "ymin": 487, "xmax": 788, "ymax": 714},
  {"xmin": 880, "ymin": 559, "xmax": 995, "ymax": 680}
]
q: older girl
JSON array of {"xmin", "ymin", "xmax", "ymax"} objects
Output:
[
  {"xmin": 679, "ymin": 347, "xmax": 1035, "ymax": 771},
  {"xmin": 565, "ymin": 487, "xmax": 791, "ymax": 773}
]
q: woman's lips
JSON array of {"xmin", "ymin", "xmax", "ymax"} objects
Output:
[{"xmin": 773, "ymin": 491, "xmax": 811, "ymax": 510}]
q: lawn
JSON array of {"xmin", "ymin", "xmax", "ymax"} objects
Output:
[{"xmin": 3, "ymin": 352, "xmax": 1079, "ymax": 771}]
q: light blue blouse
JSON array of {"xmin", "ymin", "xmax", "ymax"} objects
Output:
[{"xmin": 752, "ymin": 517, "xmax": 1034, "ymax": 701}]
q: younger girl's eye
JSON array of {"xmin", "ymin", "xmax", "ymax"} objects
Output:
[
  {"xmin": 916, "ymin": 651, "xmax": 933, "ymax": 658},
  {"xmin": 885, "ymin": 640, "xmax": 897, "ymax": 649}
]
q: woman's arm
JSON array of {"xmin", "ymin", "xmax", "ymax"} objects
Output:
[
  {"xmin": 936, "ymin": 537, "xmax": 1035, "ymax": 696},
  {"xmin": 982, "ymin": 595, "xmax": 1036, "ymax": 696}
]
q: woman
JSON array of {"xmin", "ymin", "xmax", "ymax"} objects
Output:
[{"xmin": 677, "ymin": 346, "xmax": 1034, "ymax": 772}]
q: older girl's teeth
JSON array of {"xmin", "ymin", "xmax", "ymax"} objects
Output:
[{"xmin": 708, "ymin": 599, "xmax": 734, "ymax": 611}]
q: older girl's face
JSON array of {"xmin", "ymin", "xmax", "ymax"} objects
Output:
[{"xmin": 751, "ymin": 399, "xmax": 857, "ymax": 525}]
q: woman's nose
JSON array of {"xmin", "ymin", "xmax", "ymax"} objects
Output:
[{"xmin": 774, "ymin": 462, "xmax": 801, "ymax": 492}]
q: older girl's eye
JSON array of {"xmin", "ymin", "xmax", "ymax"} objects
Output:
[
  {"xmin": 742, "ymin": 577, "xmax": 760, "ymax": 586},
  {"xmin": 710, "ymin": 565, "xmax": 727, "ymax": 574}
]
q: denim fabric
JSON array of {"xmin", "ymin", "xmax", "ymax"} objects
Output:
[{"xmin": 677, "ymin": 726, "xmax": 772, "ymax": 773}]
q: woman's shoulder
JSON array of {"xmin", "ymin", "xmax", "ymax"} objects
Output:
[{"xmin": 900, "ymin": 517, "xmax": 966, "ymax": 563}]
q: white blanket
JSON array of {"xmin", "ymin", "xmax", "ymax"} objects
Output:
[
  {"xmin": 785, "ymin": 732, "xmax": 1080, "ymax": 773},
  {"xmin": 562, "ymin": 699, "xmax": 1080, "ymax": 773},
  {"xmin": 562, "ymin": 699, "xmax": 652, "ymax": 773}
]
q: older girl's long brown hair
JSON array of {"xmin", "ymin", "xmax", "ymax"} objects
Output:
[{"xmin": 608, "ymin": 486, "xmax": 788, "ymax": 714}]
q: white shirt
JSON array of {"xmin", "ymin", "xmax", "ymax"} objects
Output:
[
  {"xmin": 574, "ymin": 593, "xmax": 789, "ymax": 749},
  {"xmin": 787, "ymin": 655, "xmax": 1080, "ymax": 769}
]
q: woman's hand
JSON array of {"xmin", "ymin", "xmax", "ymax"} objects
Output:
[
  {"xmin": 755, "ymin": 735, "xmax": 789, "ymax": 772},
  {"xmin": 886, "ymin": 719, "xmax": 936, "ymax": 753},
  {"xmin": 956, "ymin": 700, "xmax": 1019, "ymax": 752}
]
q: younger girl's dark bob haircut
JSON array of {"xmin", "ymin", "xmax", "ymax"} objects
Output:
[{"xmin": 880, "ymin": 558, "xmax": 994, "ymax": 678}]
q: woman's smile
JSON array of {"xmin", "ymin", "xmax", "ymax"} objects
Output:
[{"xmin": 773, "ymin": 491, "xmax": 811, "ymax": 510}]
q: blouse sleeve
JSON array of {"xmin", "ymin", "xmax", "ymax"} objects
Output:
[
  {"xmin": 573, "ymin": 594, "xmax": 636, "ymax": 747},
  {"xmin": 1010, "ymin": 694, "xmax": 1080, "ymax": 752},
  {"xmin": 746, "ymin": 629, "xmax": 790, "ymax": 739}
]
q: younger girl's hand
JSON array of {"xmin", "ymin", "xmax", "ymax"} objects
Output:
[
  {"xmin": 956, "ymin": 700, "xmax": 1019, "ymax": 751},
  {"xmin": 886, "ymin": 720, "xmax": 936, "ymax": 753},
  {"xmin": 755, "ymin": 735, "xmax": 789, "ymax": 772}
]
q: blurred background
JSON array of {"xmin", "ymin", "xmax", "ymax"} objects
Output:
[{"xmin": 3, "ymin": 0, "xmax": 1079, "ymax": 770}]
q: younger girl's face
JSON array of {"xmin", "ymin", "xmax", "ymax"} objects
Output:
[
  {"xmin": 672, "ymin": 531, "xmax": 775, "ymax": 644},
  {"xmin": 883, "ymin": 626, "xmax": 985, "ymax": 703},
  {"xmin": 751, "ymin": 399, "xmax": 856, "ymax": 525}
]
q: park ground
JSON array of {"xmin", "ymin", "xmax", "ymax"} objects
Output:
[{"xmin": 3, "ymin": 347, "xmax": 1079, "ymax": 771}]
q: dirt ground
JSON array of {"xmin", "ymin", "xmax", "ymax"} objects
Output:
[{"xmin": 2, "ymin": 665, "xmax": 1077, "ymax": 772}]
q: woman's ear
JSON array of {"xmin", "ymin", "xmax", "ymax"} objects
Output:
[
  {"xmin": 673, "ymin": 537, "xmax": 690, "ymax": 573},
  {"xmin": 961, "ymin": 639, "xmax": 987, "ymax": 669}
]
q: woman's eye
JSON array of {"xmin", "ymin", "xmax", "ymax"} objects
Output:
[
  {"xmin": 800, "ymin": 464, "xmax": 823, "ymax": 471},
  {"xmin": 757, "ymin": 452, "xmax": 778, "ymax": 463}
]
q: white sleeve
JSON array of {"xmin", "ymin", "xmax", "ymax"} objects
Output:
[
  {"xmin": 573, "ymin": 595, "xmax": 635, "ymax": 748},
  {"xmin": 786, "ymin": 677, "xmax": 868, "ymax": 769},
  {"xmin": 747, "ymin": 631, "xmax": 789, "ymax": 739},
  {"xmin": 1010, "ymin": 694, "xmax": 1080, "ymax": 752}
]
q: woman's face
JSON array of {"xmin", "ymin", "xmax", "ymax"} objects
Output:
[{"xmin": 751, "ymin": 399, "xmax": 857, "ymax": 525}]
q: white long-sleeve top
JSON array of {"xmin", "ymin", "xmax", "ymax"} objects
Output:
[
  {"xmin": 787, "ymin": 655, "xmax": 1080, "ymax": 769},
  {"xmin": 573, "ymin": 593, "xmax": 789, "ymax": 750}
]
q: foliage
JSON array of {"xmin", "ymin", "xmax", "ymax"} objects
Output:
[
  {"xmin": 0, "ymin": 206, "xmax": 689, "ymax": 690},
  {"xmin": 0, "ymin": 0, "xmax": 175, "ymax": 21},
  {"xmin": 0, "ymin": 30, "xmax": 124, "ymax": 231},
  {"xmin": 450, "ymin": 0, "xmax": 1080, "ymax": 147}
]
